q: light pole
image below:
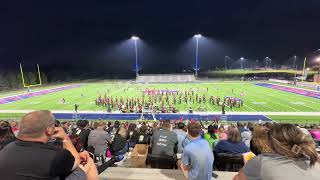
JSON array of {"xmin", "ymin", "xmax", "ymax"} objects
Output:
[
  {"xmin": 131, "ymin": 36, "xmax": 139, "ymax": 78},
  {"xmin": 316, "ymin": 57, "xmax": 320, "ymax": 76},
  {"xmin": 194, "ymin": 34, "xmax": 202, "ymax": 79},
  {"xmin": 240, "ymin": 57, "xmax": 244, "ymax": 70},
  {"xmin": 265, "ymin": 57, "xmax": 271, "ymax": 69},
  {"xmin": 293, "ymin": 55, "xmax": 297, "ymax": 69},
  {"xmin": 225, "ymin": 56, "xmax": 228, "ymax": 71}
]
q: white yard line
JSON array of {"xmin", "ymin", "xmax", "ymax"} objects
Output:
[
  {"xmin": 233, "ymin": 84, "xmax": 278, "ymax": 112},
  {"xmin": 255, "ymin": 85, "xmax": 320, "ymax": 111},
  {"xmin": 241, "ymin": 85, "xmax": 301, "ymax": 112},
  {"xmin": 22, "ymin": 86, "xmax": 83, "ymax": 110}
]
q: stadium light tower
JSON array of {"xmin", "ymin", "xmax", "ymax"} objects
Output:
[
  {"xmin": 131, "ymin": 36, "xmax": 139, "ymax": 78},
  {"xmin": 194, "ymin": 34, "xmax": 202, "ymax": 79},
  {"xmin": 224, "ymin": 56, "xmax": 229, "ymax": 71},
  {"xmin": 316, "ymin": 57, "xmax": 320, "ymax": 76},
  {"xmin": 265, "ymin": 57, "xmax": 271, "ymax": 69},
  {"xmin": 293, "ymin": 55, "xmax": 297, "ymax": 69},
  {"xmin": 240, "ymin": 57, "xmax": 244, "ymax": 69}
]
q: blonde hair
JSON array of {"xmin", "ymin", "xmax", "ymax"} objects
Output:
[
  {"xmin": 252, "ymin": 125, "xmax": 272, "ymax": 153},
  {"xmin": 117, "ymin": 127, "xmax": 126, "ymax": 138}
]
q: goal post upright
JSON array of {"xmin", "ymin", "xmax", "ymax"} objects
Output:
[
  {"xmin": 19, "ymin": 63, "xmax": 27, "ymax": 88},
  {"xmin": 19, "ymin": 63, "xmax": 43, "ymax": 88},
  {"xmin": 37, "ymin": 64, "xmax": 42, "ymax": 85}
]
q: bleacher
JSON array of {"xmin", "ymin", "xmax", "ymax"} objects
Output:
[{"xmin": 137, "ymin": 74, "xmax": 195, "ymax": 83}]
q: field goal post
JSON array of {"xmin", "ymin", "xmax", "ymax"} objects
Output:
[{"xmin": 19, "ymin": 63, "xmax": 42, "ymax": 90}]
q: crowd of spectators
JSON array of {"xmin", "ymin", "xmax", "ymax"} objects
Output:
[{"xmin": 0, "ymin": 112, "xmax": 320, "ymax": 180}]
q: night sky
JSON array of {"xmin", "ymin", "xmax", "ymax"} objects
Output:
[{"xmin": 1, "ymin": 0, "xmax": 320, "ymax": 76}]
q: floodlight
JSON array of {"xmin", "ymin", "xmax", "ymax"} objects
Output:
[
  {"xmin": 194, "ymin": 34, "xmax": 202, "ymax": 38},
  {"xmin": 131, "ymin": 36, "xmax": 139, "ymax": 40}
]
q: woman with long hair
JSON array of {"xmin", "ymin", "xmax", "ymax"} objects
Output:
[
  {"xmin": 234, "ymin": 123, "xmax": 320, "ymax": 180},
  {"xmin": 250, "ymin": 125, "xmax": 272, "ymax": 155},
  {"xmin": 215, "ymin": 125, "xmax": 250, "ymax": 154}
]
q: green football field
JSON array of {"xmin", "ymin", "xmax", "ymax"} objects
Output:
[{"xmin": 0, "ymin": 82, "xmax": 319, "ymax": 123}]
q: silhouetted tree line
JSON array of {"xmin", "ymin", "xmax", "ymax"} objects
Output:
[{"xmin": 0, "ymin": 70, "xmax": 48, "ymax": 91}]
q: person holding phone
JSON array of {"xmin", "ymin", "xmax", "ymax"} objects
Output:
[{"xmin": 0, "ymin": 110, "xmax": 98, "ymax": 180}]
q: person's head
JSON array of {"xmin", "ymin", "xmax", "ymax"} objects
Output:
[
  {"xmin": 236, "ymin": 122, "xmax": 244, "ymax": 129},
  {"xmin": 91, "ymin": 121, "xmax": 98, "ymax": 129},
  {"xmin": 10, "ymin": 121, "xmax": 18, "ymax": 128},
  {"xmin": 227, "ymin": 125, "xmax": 241, "ymax": 143},
  {"xmin": 264, "ymin": 122, "xmax": 272, "ymax": 129},
  {"xmin": 107, "ymin": 122, "xmax": 112, "ymax": 127},
  {"xmin": 187, "ymin": 122, "xmax": 201, "ymax": 138},
  {"xmin": 268, "ymin": 123, "xmax": 318, "ymax": 167},
  {"xmin": 61, "ymin": 122, "xmax": 69, "ymax": 129},
  {"xmin": 96, "ymin": 121, "xmax": 106, "ymax": 130},
  {"xmin": 162, "ymin": 120, "xmax": 171, "ymax": 130},
  {"xmin": 247, "ymin": 122, "xmax": 254, "ymax": 132},
  {"xmin": 54, "ymin": 120, "xmax": 61, "ymax": 127},
  {"xmin": 139, "ymin": 125, "xmax": 148, "ymax": 134},
  {"xmin": 76, "ymin": 120, "xmax": 83, "ymax": 128},
  {"xmin": 0, "ymin": 121, "xmax": 15, "ymax": 144},
  {"xmin": 18, "ymin": 110, "xmax": 55, "ymax": 142},
  {"xmin": 177, "ymin": 123, "xmax": 185, "ymax": 130},
  {"xmin": 212, "ymin": 124, "xmax": 219, "ymax": 132},
  {"xmin": 219, "ymin": 125, "xmax": 225, "ymax": 133},
  {"xmin": 117, "ymin": 127, "xmax": 126, "ymax": 138},
  {"xmin": 207, "ymin": 125, "xmax": 214, "ymax": 134},
  {"xmin": 114, "ymin": 121, "xmax": 120, "ymax": 128},
  {"xmin": 0, "ymin": 121, "xmax": 10, "ymax": 128},
  {"xmin": 128, "ymin": 123, "xmax": 137, "ymax": 132}
]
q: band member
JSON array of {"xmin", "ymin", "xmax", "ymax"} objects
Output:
[
  {"xmin": 221, "ymin": 102, "xmax": 225, "ymax": 114},
  {"xmin": 61, "ymin": 98, "xmax": 66, "ymax": 104},
  {"xmin": 74, "ymin": 104, "xmax": 79, "ymax": 112}
]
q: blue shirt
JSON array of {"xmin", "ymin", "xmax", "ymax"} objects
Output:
[
  {"xmin": 173, "ymin": 129, "xmax": 187, "ymax": 153},
  {"xmin": 182, "ymin": 138, "xmax": 214, "ymax": 180},
  {"xmin": 215, "ymin": 140, "xmax": 250, "ymax": 154}
]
